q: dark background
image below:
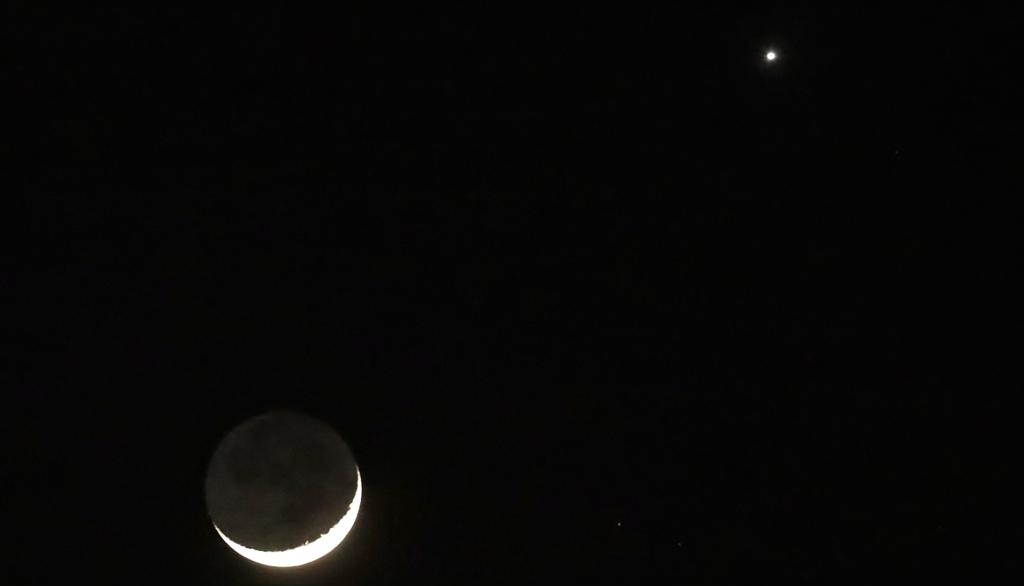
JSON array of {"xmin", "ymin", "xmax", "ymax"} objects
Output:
[{"xmin": 4, "ymin": 4, "xmax": 1015, "ymax": 583}]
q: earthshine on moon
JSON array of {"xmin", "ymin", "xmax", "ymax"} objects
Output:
[{"xmin": 205, "ymin": 411, "xmax": 361, "ymax": 567}]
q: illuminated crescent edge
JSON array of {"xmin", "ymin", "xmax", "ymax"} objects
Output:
[{"xmin": 213, "ymin": 468, "xmax": 362, "ymax": 568}]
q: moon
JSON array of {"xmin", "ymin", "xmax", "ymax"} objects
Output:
[{"xmin": 205, "ymin": 411, "xmax": 361, "ymax": 567}]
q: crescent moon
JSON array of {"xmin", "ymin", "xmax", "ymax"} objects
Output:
[{"xmin": 213, "ymin": 469, "xmax": 362, "ymax": 568}]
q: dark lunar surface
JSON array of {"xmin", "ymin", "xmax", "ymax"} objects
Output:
[{"xmin": 205, "ymin": 411, "xmax": 359, "ymax": 552}]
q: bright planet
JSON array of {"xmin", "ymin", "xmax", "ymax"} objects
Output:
[{"xmin": 204, "ymin": 411, "xmax": 361, "ymax": 567}]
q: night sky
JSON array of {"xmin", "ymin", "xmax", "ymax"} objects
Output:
[{"xmin": 5, "ymin": 4, "xmax": 1014, "ymax": 583}]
